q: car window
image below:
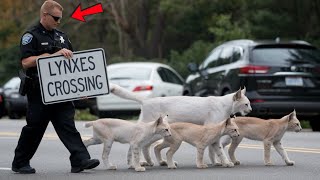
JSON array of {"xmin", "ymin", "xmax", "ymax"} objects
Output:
[
  {"xmin": 4, "ymin": 77, "xmax": 21, "ymax": 89},
  {"xmin": 201, "ymin": 48, "xmax": 222, "ymax": 69},
  {"xmin": 157, "ymin": 67, "xmax": 183, "ymax": 85},
  {"xmin": 251, "ymin": 47, "xmax": 320, "ymax": 66},
  {"xmin": 217, "ymin": 46, "xmax": 233, "ymax": 66},
  {"xmin": 232, "ymin": 47, "xmax": 243, "ymax": 63},
  {"xmin": 108, "ymin": 67, "xmax": 151, "ymax": 80}
]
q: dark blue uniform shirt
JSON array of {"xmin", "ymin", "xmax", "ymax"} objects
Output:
[{"xmin": 20, "ymin": 23, "xmax": 73, "ymax": 76}]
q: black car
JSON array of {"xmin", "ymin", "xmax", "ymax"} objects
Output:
[
  {"xmin": 1, "ymin": 77, "xmax": 97, "ymax": 119},
  {"xmin": 2, "ymin": 77, "xmax": 27, "ymax": 119},
  {"xmin": 183, "ymin": 39, "xmax": 320, "ymax": 131},
  {"xmin": 0, "ymin": 87, "xmax": 5, "ymax": 118}
]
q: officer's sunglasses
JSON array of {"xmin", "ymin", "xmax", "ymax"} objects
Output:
[{"xmin": 46, "ymin": 12, "xmax": 62, "ymax": 22}]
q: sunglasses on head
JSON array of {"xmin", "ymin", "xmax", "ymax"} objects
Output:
[{"xmin": 46, "ymin": 13, "xmax": 62, "ymax": 22}]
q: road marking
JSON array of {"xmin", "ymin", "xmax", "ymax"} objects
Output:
[
  {"xmin": 236, "ymin": 144, "xmax": 320, "ymax": 154},
  {"xmin": 0, "ymin": 132, "xmax": 91, "ymax": 140},
  {"xmin": 0, "ymin": 167, "xmax": 11, "ymax": 171},
  {"xmin": 1, "ymin": 132, "xmax": 320, "ymax": 154}
]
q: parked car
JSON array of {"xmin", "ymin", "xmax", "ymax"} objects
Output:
[
  {"xmin": 73, "ymin": 98, "xmax": 97, "ymax": 115},
  {"xmin": 1, "ymin": 77, "xmax": 96, "ymax": 119},
  {"xmin": 183, "ymin": 39, "xmax": 320, "ymax": 131},
  {"xmin": 2, "ymin": 77, "xmax": 27, "ymax": 119},
  {"xmin": 96, "ymin": 62, "xmax": 184, "ymax": 118},
  {"xmin": 0, "ymin": 87, "xmax": 5, "ymax": 118}
]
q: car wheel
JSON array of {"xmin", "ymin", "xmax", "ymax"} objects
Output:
[
  {"xmin": 222, "ymin": 89, "xmax": 232, "ymax": 96},
  {"xmin": 8, "ymin": 112, "xmax": 22, "ymax": 119},
  {"xmin": 310, "ymin": 119, "xmax": 320, "ymax": 131},
  {"xmin": 183, "ymin": 89, "xmax": 192, "ymax": 96},
  {"xmin": 0, "ymin": 109, "xmax": 4, "ymax": 119},
  {"xmin": 89, "ymin": 105, "xmax": 98, "ymax": 115},
  {"xmin": 98, "ymin": 111, "xmax": 116, "ymax": 118}
]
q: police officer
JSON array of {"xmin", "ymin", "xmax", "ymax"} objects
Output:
[{"xmin": 12, "ymin": 0, "xmax": 99, "ymax": 174}]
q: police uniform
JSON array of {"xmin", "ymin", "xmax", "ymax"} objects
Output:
[{"xmin": 12, "ymin": 23, "xmax": 91, "ymax": 170}]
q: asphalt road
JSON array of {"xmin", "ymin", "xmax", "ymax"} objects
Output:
[{"xmin": 0, "ymin": 119, "xmax": 319, "ymax": 180}]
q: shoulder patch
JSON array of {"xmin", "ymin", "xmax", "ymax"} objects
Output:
[{"xmin": 22, "ymin": 33, "xmax": 33, "ymax": 45}]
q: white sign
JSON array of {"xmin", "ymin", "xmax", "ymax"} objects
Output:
[{"xmin": 37, "ymin": 48, "xmax": 109, "ymax": 104}]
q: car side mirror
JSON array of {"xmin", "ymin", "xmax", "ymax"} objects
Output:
[{"xmin": 187, "ymin": 63, "xmax": 199, "ymax": 73}]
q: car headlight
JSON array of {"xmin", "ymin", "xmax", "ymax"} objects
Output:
[{"xmin": 10, "ymin": 93, "xmax": 20, "ymax": 99}]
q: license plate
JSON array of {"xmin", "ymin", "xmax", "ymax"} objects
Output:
[{"xmin": 285, "ymin": 77, "xmax": 303, "ymax": 86}]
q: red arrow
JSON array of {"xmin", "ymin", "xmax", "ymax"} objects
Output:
[{"xmin": 71, "ymin": 3, "xmax": 103, "ymax": 22}]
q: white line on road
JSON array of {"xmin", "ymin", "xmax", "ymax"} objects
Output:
[
  {"xmin": 0, "ymin": 167, "xmax": 11, "ymax": 171},
  {"xmin": 2, "ymin": 132, "xmax": 320, "ymax": 154}
]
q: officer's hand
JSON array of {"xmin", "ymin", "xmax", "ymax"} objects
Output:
[{"xmin": 57, "ymin": 48, "xmax": 73, "ymax": 59}]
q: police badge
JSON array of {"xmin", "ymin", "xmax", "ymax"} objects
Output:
[{"xmin": 22, "ymin": 33, "xmax": 33, "ymax": 45}]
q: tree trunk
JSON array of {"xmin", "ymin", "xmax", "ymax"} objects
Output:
[{"xmin": 148, "ymin": 10, "xmax": 165, "ymax": 58}]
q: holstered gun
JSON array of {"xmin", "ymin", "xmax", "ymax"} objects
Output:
[{"xmin": 18, "ymin": 69, "xmax": 32, "ymax": 96}]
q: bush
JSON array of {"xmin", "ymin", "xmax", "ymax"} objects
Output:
[
  {"xmin": 300, "ymin": 120, "xmax": 311, "ymax": 129},
  {"xmin": 168, "ymin": 40, "xmax": 214, "ymax": 78},
  {"xmin": 75, "ymin": 109, "xmax": 98, "ymax": 121},
  {"xmin": 0, "ymin": 45, "xmax": 21, "ymax": 84}
]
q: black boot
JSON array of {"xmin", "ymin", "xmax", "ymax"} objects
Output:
[
  {"xmin": 71, "ymin": 159, "xmax": 100, "ymax": 173},
  {"xmin": 12, "ymin": 165, "xmax": 36, "ymax": 174}
]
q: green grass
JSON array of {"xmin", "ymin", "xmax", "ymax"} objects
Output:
[
  {"xmin": 74, "ymin": 109, "xmax": 139, "ymax": 121},
  {"xmin": 300, "ymin": 120, "xmax": 311, "ymax": 129},
  {"xmin": 74, "ymin": 109, "xmax": 98, "ymax": 121}
]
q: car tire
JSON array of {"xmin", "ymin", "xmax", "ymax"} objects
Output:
[
  {"xmin": 89, "ymin": 105, "xmax": 98, "ymax": 115},
  {"xmin": 8, "ymin": 112, "xmax": 22, "ymax": 119},
  {"xmin": 98, "ymin": 111, "xmax": 115, "ymax": 118},
  {"xmin": 0, "ymin": 109, "xmax": 3, "ymax": 119},
  {"xmin": 310, "ymin": 119, "xmax": 320, "ymax": 132},
  {"xmin": 183, "ymin": 88, "xmax": 193, "ymax": 96},
  {"xmin": 222, "ymin": 89, "xmax": 232, "ymax": 96}
]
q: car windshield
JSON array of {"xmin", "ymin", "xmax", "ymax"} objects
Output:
[
  {"xmin": 251, "ymin": 46, "xmax": 320, "ymax": 66},
  {"xmin": 3, "ymin": 77, "xmax": 20, "ymax": 89},
  {"xmin": 108, "ymin": 66, "xmax": 151, "ymax": 80}
]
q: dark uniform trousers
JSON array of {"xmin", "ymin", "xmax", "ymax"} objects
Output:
[{"xmin": 12, "ymin": 84, "xmax": 90, "ymax": 168}]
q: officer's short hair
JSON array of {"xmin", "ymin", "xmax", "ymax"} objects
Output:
[{"xmin": 40, "ymin": 0, "xmax": 63, "ymax": 16}]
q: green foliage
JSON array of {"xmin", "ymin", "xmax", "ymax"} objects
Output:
[
  {"xmin": 75, "ymin": 109, "xmax": 139, "ymax": 121},
  {"xmin": 168, "ymin": 40, "xmax": 214, "ymax": 78},
  {"xmin": 108, "ymin": 56, "xmax": 148, "ymax": 65},
  {"xmin": 249, "ymin": 10, "xmax": 293, "ymax": 39},
  {"xmin": 74, "ymin": 109, "xmax": 98, "ymax": 121},
  {"xmin": 300, "ymin": 120, "xmax": 311, "ymax": 129},
  {"xmin": 208, "ymin": 14, "xmax": 252, "ymax": 45},
  {"xmin": 0, "ymin": 45, "xmax": 20, "ymax": 84}
]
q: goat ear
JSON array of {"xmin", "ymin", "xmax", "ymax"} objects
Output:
[{"xmin": 233, "ymin": 87, "xmax": 242, "ymax": 101}]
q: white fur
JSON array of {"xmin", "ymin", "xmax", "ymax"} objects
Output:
[
  {"xmin": 111, "ymin": 83, "xmax": 252, "ymax": 124},
  {"xmin": 110, "ymin": 83, "xmax": 252, "ymax": 166},
  {"xmin": 83, "ymin": 116, "xmax": 171, "ymax": 172}
]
